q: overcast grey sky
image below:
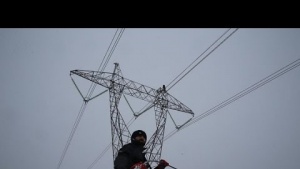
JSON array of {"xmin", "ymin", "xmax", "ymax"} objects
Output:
[{"xmin": 1, "ymin": 28, "xmax": 300, "ymax": 169}]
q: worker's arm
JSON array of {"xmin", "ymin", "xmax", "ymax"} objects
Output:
[{"xmin": 114, "ymin": 148, "xmax": 130, "ymax": 169}]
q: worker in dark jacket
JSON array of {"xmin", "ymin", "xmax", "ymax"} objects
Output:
[{"xmin": 114, "ymin": 130, "xmax": 169, "ymax": 169}]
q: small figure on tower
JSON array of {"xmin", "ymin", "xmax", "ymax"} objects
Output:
[{"xmin": 114, "ymin": 130, "xmax": 169, "ymax": 169}]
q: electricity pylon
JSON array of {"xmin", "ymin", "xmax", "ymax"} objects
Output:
[{"xmin": 70, "ymin": 63, "xmax": 194, "ymax": 168}]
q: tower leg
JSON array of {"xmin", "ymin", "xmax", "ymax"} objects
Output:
[
  {"xmin": 109, "ymin": 63, "xmax": 131, "ymax": 160},
  {"xmin": 145, "ymin": 87, "xmax": 168, "ymax": 167}
]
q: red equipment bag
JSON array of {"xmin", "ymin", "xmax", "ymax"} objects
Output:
[{"xmin": 130, "ymin": 162, "xmax": 147, "ymax": 169}]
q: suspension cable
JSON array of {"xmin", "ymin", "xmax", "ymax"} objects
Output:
[
  {"xmin": 87, "ymin": 28, "xmax": 125, "ymax": 100},
  {"xmin": 137, "ymin": 29, "xmax": 238, "ymax": 121},
  {"xmin": 56, "ymin": 102, "xmax": 88, "ymax": 169},
  {"xmin": 164, "ymin": 58, "xmax": 300, "ymax": 141},
  {"xmin": 56, "ymin": 29, "xmax": 124, "ymax": 169},
  {"xmin": 167, "ymin": 28, "xmax": 239, "ymax": 91}
]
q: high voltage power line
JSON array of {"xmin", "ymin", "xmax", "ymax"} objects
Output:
[
  {"xmin": 56, "ymin": 28, "xmax": 125, "ymax": 169},
  {"xmin": 84, "ymin": 28, "xmax": 239, "ymax": 168},
  {"xmin": 164, "ymin": 58, "xmax": 300, "ymax": 141}
]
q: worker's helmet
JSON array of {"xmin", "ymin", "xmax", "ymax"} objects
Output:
[{"xmin": 131, "ymin": 130, "xmax": 147, "ymax": 142}]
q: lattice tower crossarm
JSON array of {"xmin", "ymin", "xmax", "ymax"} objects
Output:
[{"xmin": 70, "ymin": 70, "xmax": 193, "ymax": 114}]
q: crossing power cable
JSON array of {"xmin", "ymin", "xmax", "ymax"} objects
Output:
[
  {"xmin": 87, "ymin": 28, "xmax": 125, "ymax": 100},
  {"xmin": 56, "ymin": 28, "xmax": 124, "ymax": 169},
  {"xmin": 166, "ymin": 28, "xmax": 238, "ymax": 90},
  {"xmin": 164, "ymin": 57, "xmax": 300, "ymax": 141},
  {"xmin": 136, "ymin": 28, "xmax": 238, "ymax": 118}
]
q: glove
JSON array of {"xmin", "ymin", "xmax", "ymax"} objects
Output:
[
  {"xmin": 130, "ymin": 162, "xmax": 147, "ymax": 169},
  {"xmin": 158, "ymin": 159, "xmax": 169, "ymax": 167}
]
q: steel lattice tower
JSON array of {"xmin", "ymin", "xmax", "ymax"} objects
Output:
[{"xmin": 70, "ymin": 63, "xmax": 194, "ymax": 168}]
